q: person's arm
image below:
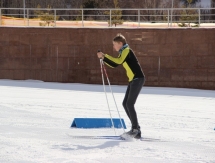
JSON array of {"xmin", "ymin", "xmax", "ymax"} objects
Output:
[{"xmin": 103, "ymin": 48, "xmax": 129, "ymax": 68}]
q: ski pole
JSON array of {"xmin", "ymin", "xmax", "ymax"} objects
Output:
[
  {"xmin": 100, "ymin": 59, "xmax": 126, "ymax": 133},
  {"xmin": 99, "ymin": 58, "xmax": 116, "ymax": 136},
  {"xmin": 98, "ymin": 50, "xmax": 125, "ymax": 133}
]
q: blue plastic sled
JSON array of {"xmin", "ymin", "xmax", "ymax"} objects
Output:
[{"xmin": 71, "ymin": 118, "xmax": 126, "ymax": 129}]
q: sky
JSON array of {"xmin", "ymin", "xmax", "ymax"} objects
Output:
[{"xmin": 199, "ymin": 0, "xmax": 211, "ymax": 7}]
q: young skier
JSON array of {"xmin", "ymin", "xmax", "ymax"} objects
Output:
[{"xmin": 97, "ymin": 33, "xmax": 145, "ymax": 139}]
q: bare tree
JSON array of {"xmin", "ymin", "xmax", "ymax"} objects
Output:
[
  {"xmin": 212, "ymin": 0, "xmax": 215, "ymax": 20},
  {"xmin": 139, "ymin": 0, "xmax": 162, "ymax": 22},
  {"xmin": 0, "ymin": 0, "xmax": 3, "ymax": 7},
  {"xmin": 71, "ymin": 0, "xmax": 82, "ymax": 8}
]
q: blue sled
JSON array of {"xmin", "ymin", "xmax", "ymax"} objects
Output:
[{"xmin": 71, "ymin": 118, "xmax": 126, "ymax": 129}]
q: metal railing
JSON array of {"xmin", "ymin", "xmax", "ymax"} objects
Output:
[{"xmin": 0, "ymin": 8, "xmax": 215, "ymax": 28}]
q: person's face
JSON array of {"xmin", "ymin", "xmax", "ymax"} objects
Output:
[{"xmin": 113, "ymin": 41, "xmax": 123, "ymax": 52}]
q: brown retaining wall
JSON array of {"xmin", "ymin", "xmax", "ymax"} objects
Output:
[{"xmin": 0, "ymin": 27, "xmax": 215, "ymax": 89}]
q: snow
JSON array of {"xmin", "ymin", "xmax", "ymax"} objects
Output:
[{"xmin": 0, "ymin": 79, "xmax": 215, "ymax": 163}]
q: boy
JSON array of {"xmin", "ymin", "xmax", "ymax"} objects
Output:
[{"xmin": 97, "ymin": 33, "xmax": 145, "ymax": 139}]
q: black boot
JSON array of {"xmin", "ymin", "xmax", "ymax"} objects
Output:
[
  {"xmin": 127, "ymin": 128, "xmax": 141, "ymax": 139},
  {"xmin": 122, "ymin": 128, "xmax": 141, "ymax": 139}
]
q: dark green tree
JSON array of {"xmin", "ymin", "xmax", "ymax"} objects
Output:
[
  {"xmin": 34, "ymin": 4, "xmax": 43, "ymax": 17},
  {"xmin": 105, "ymin": 0, "xmax": 123, "ymax": 27},
  {"xmin": 180, "ymin": 0, "xmax": 200, "ymax": 6},
  {"xmin": 35, "ymin": 5, "xmax": 59, "ymax": 26},
  {"xmin": 1, "ymin": 18, "xmax": 4, "ymax": 25},
  {"xmin": 76, "ymin": 5, "xmax": 83, "ymax": 21}
]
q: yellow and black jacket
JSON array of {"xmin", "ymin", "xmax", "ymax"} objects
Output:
[{"xmin": 103, "ymin": 46, "xmax": 144, "ymax": 82}]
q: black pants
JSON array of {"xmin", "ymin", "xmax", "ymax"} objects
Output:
[{"xmin": 122, "ymin": 77, "xmax": 145, "ymax": 130}]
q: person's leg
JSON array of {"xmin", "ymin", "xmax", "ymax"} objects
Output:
[
  {"xmin": 126, "ymin": 78, "xmax": 144, "ymax": 130},
  {"xmin": 122, "ymin": 84, "xmax": 131, "ymax": 120}
]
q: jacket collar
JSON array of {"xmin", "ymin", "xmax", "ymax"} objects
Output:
[{"xmin": 119, "ymin": 44, "xmax": 129, "ymax": 54}]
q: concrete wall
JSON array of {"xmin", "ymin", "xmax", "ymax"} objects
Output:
[{"xmin": 0, "ymin": 27, "xmax": 215, "ymax": 89}]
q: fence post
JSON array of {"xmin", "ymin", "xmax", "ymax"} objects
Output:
[
  {"xmin": 168, "ymin": 9, "xmax": 170, "ymax": 27},
  {"xmin": 27, "ymin": 9, "xmax": 29, "ymax": 26},
  {"xmin": 110, "ymin": 9, "xmax": 112, "ymax": 27},
  {"xmin": 171, "ymin": 8, "xmax": 173, "ymax": 27},
  {"xmin": 0, "ymin": 9, "xmax": 1, "ymax": 26},
  {"xmin": 198, "ymin": 8, "xmax": 201, "ymax": 27},
  {"xmin": 138, "ymin": 9, "xmax": 140, "ymax": 27},
  {"xmin": 54, "ymin": 9, "xmax": 56, "ymax": 27},
  {"xmin": 82, "ymin": 9, "xmax": 84, "ymax": 27}
]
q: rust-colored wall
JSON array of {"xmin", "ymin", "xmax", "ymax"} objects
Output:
[{"xmin": 0, "ymin": 27, "xmax": 215, "ymax": 89}]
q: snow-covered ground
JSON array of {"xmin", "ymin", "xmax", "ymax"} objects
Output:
[{"xmin": 0, "ymin": 80, "xmax": 214, "ymax": 163}]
